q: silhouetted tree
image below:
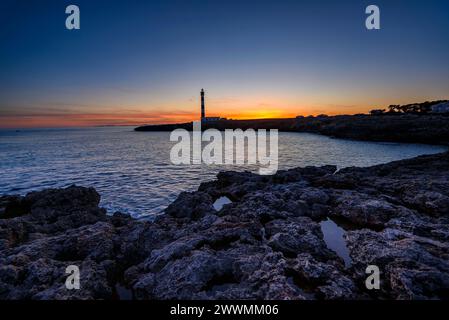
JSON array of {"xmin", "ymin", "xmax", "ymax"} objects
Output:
[
  {"xmin": 387, "ymin": 105, "xmax": 400, "ymax": 113},
  {"xmin": 385, "ymin": 100, "xmax": 448, "ymax": 115}
]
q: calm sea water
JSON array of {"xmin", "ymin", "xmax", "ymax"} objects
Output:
[{"xmin": 0, "ymin": 126, "xmax": 446, "ymax": 218}]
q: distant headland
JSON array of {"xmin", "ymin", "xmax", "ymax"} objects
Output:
[{"xmin": 135, "ymin": 95, "xmax": 449, "ymax": 145}]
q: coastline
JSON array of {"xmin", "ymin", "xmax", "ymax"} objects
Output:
[
  {"xmin": 135, "ymin": 114, "xmax": 449, "ymax": 145},
  {"xmin": 1, "ymin": 151, "xmax": 448, "ymax": 299}
]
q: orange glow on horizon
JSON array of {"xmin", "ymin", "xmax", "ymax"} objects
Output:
[
  {"xmin": 4, "ymin": 88, "xmax": 438, "ymax": 128},
  {"xmin": 0, "ymin": 106, "xmax": 370, "ymax": 129},
  {"xmin": 0, "ymin": 95, "xmax": 380, "ymax": 129}
]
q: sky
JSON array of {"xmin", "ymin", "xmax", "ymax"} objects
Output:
[{"xmin": 0, "ymin": 0, "xmax": 448, "ymax": 128}]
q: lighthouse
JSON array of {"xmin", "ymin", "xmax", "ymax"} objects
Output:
[
  {"xmin": 201, "ymin": 89, "xmax": 205, "ymax": 120},
  {"xmin": 200, "ymin": 89, "xmax": 225, "ymax": 122}
]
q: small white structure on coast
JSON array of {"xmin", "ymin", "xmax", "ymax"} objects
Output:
[{"xmin": 431, "ymin": 102, "xmax": 449, "ymax": 113}]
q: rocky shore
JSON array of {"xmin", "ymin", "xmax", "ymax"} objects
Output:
[{"xmin": 1, "ymin": 152, "xmax": 449, "ymax": 300}]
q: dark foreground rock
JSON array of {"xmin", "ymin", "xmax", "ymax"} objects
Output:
[{"xmin": 1, "ymin": 152, "xmax": 449, "ymax": 300}]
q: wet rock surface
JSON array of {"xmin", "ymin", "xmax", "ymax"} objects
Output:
[{"xmin": 1, "ymin": 152, "xmax": 449, "ymax": 300}]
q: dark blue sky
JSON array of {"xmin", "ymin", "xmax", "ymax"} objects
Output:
[{"xmin": 0, "ymin": 0, "xmax": 448, "ymax": 127}]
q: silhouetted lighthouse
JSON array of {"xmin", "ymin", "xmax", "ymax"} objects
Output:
[{"xmin": 201, "ymin": 89, "xmax": 205, "ymax": 120}]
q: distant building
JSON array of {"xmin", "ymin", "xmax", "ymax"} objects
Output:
[
  {"xmin": 431, "ymin": 102, "xmax": 449, "ymax": 113},
  {"xmin": 202, "ymin": 117, "xmax": 225, "ymax": 122},
  {"xmin": 200, "ymin": 89, "xmax": 227, "ymax": 122}
]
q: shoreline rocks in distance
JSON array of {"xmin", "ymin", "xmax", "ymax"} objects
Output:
[
  {"xmin": 1, "ymin": 152, "xmax": 449, "ymax": 299},
  {"xmin": 135, "ymin": 113, "xmax": 449, "ymax": 145}
]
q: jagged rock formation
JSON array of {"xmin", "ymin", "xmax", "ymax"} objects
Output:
[{"xmin": 1, "ymin": 152, "xmax": 449, "ymax": 299}]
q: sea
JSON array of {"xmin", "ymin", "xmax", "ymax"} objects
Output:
[{"xmin": 0, "ymin": 126, "xmax": 446, "ymax": 218}]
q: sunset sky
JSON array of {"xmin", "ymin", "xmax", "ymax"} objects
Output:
[{"xmin": 0, "ymin": 0, "xmax": 448, "ymax": 128}]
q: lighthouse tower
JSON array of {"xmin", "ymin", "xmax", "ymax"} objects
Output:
[{"xmin": 201, "ymin": 89, "xmax": 205, "ymax": 120}]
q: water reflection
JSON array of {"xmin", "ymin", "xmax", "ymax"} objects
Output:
[
  {"xmin": 319, "ymin": 218, "xmax": 352, "ymax": 268},
  {"xmin": 213, "ymin": 196, "xmax": 233, "ymax": 211}
]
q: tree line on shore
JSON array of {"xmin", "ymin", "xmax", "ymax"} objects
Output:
[{"xmin": 369, "ymin": 100, "xmax": 449, "ymax": 115}]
